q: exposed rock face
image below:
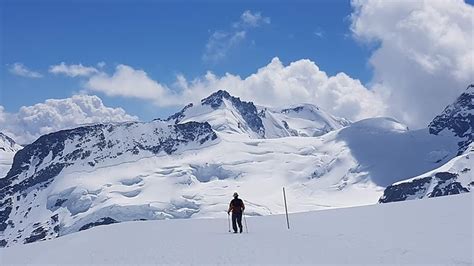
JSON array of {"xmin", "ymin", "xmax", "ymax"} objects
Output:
[
  {"xmin": 429, "ymin": 84, "xmax": 474, "ymax": 155},
  {"xmin": 166, "ymin": 90, "xmax": 350, "ymax": 139},
  {"xmin": 168, "ymin": 90, "xmax": 265, "ymax": 138},
  {"xmin": 379, "ymin": 152, "xmax": 472, "ymax": 203}
]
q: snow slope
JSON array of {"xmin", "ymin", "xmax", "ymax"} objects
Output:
[
  {"xmin": 0, "ymin": 133, "xmax": 22, "ymax": 178},
  {"xmin": 1, "ymin": 193, "xmax": 471, "ymax": 265}
]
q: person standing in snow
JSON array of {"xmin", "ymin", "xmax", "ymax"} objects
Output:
[{"xmin": 227, "ymin": 192, "xmax": 245, "ymax": 233}]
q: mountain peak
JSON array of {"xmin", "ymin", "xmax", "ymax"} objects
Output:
[
  {"xmin": 0, "ymin": 132, "xmax": 21, "ymax": 153},
  {"xmin": 200, "ymin": 90, "xmax": 233, "ymax": 108},
  {"xmin": 429, "ymin": 84, "xmax": 474, "ymax": 154},
  {"xmin": 165, "ymin": 90, "xmax": 266, "ymax": 138}
]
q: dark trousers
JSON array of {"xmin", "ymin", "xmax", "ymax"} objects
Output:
[{"xmin": 232, "ymin": 212, "xmax": 243, "ymax": 232}]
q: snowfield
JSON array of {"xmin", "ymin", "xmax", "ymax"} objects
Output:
[{"xmin": 0, "ymin": 193, "xmax": 471, "ymax": 265}]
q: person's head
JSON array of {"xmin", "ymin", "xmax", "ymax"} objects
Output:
[{"xmin": 233, "ymin": 192, "xmax": 239, "ymax": 198}]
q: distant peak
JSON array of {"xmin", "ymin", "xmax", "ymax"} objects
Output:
[
  {"xmin": 0, "ymin": 132, "xmax": 21, "ymax": 152},
  {"xmin": 428, "ymin": 84, "xmax": 474, "ymax": 154},
  {"xmin": 201, "ymin": 90, "xmax": 234, "ymax": 108},
  {"xmin": 202, "ymin": 90, "xmax": 231, "ymax": 101}
]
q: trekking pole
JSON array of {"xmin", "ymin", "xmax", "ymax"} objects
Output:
[
  {"xmin": 283, "ymin": 187, "xmax": 290, "ymax": 230},
  {"xmin": 243, "ymin": 212, "xmax": 249, "ymax": 233},
  {"xmin": 227, "ymin": 213, "xmax": 231, "ymax": 232}
]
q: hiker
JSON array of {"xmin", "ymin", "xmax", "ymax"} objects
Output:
[{"xmin": 227, "ymin": 192, "xmax": 245, "ymax": 233}]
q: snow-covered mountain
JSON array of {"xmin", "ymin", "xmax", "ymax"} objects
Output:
[
  {"xmin": 0, "ymin": 133, "xmax": 22, "ymax": 178},
  {"xmin": 0, "ymin": 89, "xmax": 468, "ymax": 247},
  {"xmin": 429, "ymin": 84, "xmax": 474, "ymax": 155},
  {"xmin": 0, "ymin": 120, "xmax": 217, "ymax": 246},
  {"xmin": 380, "ymin": 85, "xmax": 474, "ymax": 203},
  {"xmin": 0, "ymin": 133, "xmax": 22, "ymax": 154},
  {"xmin": 165, "ymin": 90, "xmax": 350, "ymax": 138},
  {"xmin": 259, "ymin": 104, "xmax": 350, "ymax": 138},
  {"xmin": 379, "ymin": 143, "xmax": 473, "ymax": 203}
]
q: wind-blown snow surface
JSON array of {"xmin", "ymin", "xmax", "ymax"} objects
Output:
[{"xmin": 1, "ymin": 194, "xmax": 471, "ymax": 265}]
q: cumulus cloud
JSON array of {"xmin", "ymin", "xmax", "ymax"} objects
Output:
[
  {"xmin": 85, "ymin": 64, "xmax": 174, "ymax": 105},
  {"xmin": 9, "ymin": 63, "xmax": 43, "ymax": 78},
  {"xmin": 81, "ymin": 58, "xmax": 384, "ymax": 122},
  {"xmin": 174, "ymin": 57, "xmax": 385, "ymax": 121},
  {"xmin": 0, "ymin": 95, "xmax": 138, "ymax": 144},
  {"xmin": 49, "ymin": 62, "xmax": 99, "ymax": 77},
  {"xmin": 351, "ymin": 0, "xmax": 474, "ymax": 128},
  {"xmin": 203, "ymin": 10, "xmax": 270, "ymax": 63}
]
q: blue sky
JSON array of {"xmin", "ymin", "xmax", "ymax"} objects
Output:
[
  {"xmin": 1, "ymin": 0, "xmax": 472, "ymax": 143},
  {"xmin": 1, "ymin": 0, "xmax": 373, "ymax": 120}
]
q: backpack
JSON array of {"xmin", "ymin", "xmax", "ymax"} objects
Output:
[{"xmin": 231, "ymin": 198, "xmax": 244, "ymax": 213}]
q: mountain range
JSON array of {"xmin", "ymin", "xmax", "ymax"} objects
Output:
[{"xmin": 0, "ymin": 85, "xmax": 472, "ymax": 247}]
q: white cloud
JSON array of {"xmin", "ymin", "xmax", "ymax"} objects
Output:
[
  {"xmin": 49, "ymin": 62, "xmax": 99, "ymax": 77},
  {"xmin": 174, "ymin": 57, "xmax": 385, "ymax": 121},
  {"xmin": 235, "ymin": 10, "xmax": 271, "ymax": 28},
  {"xmin": 9, "ymin": 63, "xmax": 43, "ymax": 78},
  {"xmin": 80, "ymin": 58, "xmax": 383, "ymax": 122},
  {"xmin": 85, "ymin": 64, "xmax": 173, "ymax": 105},
  {"xmin": 0, "ymin": 95, "xmax": 138, "ymax": 144},
  {"xmin": 203, "ymin": 10, "xmax": 270, "ymax": 63},
  {"xmin": 351, "ymin": 0, "xmax": 474, "ymax": 128}
]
